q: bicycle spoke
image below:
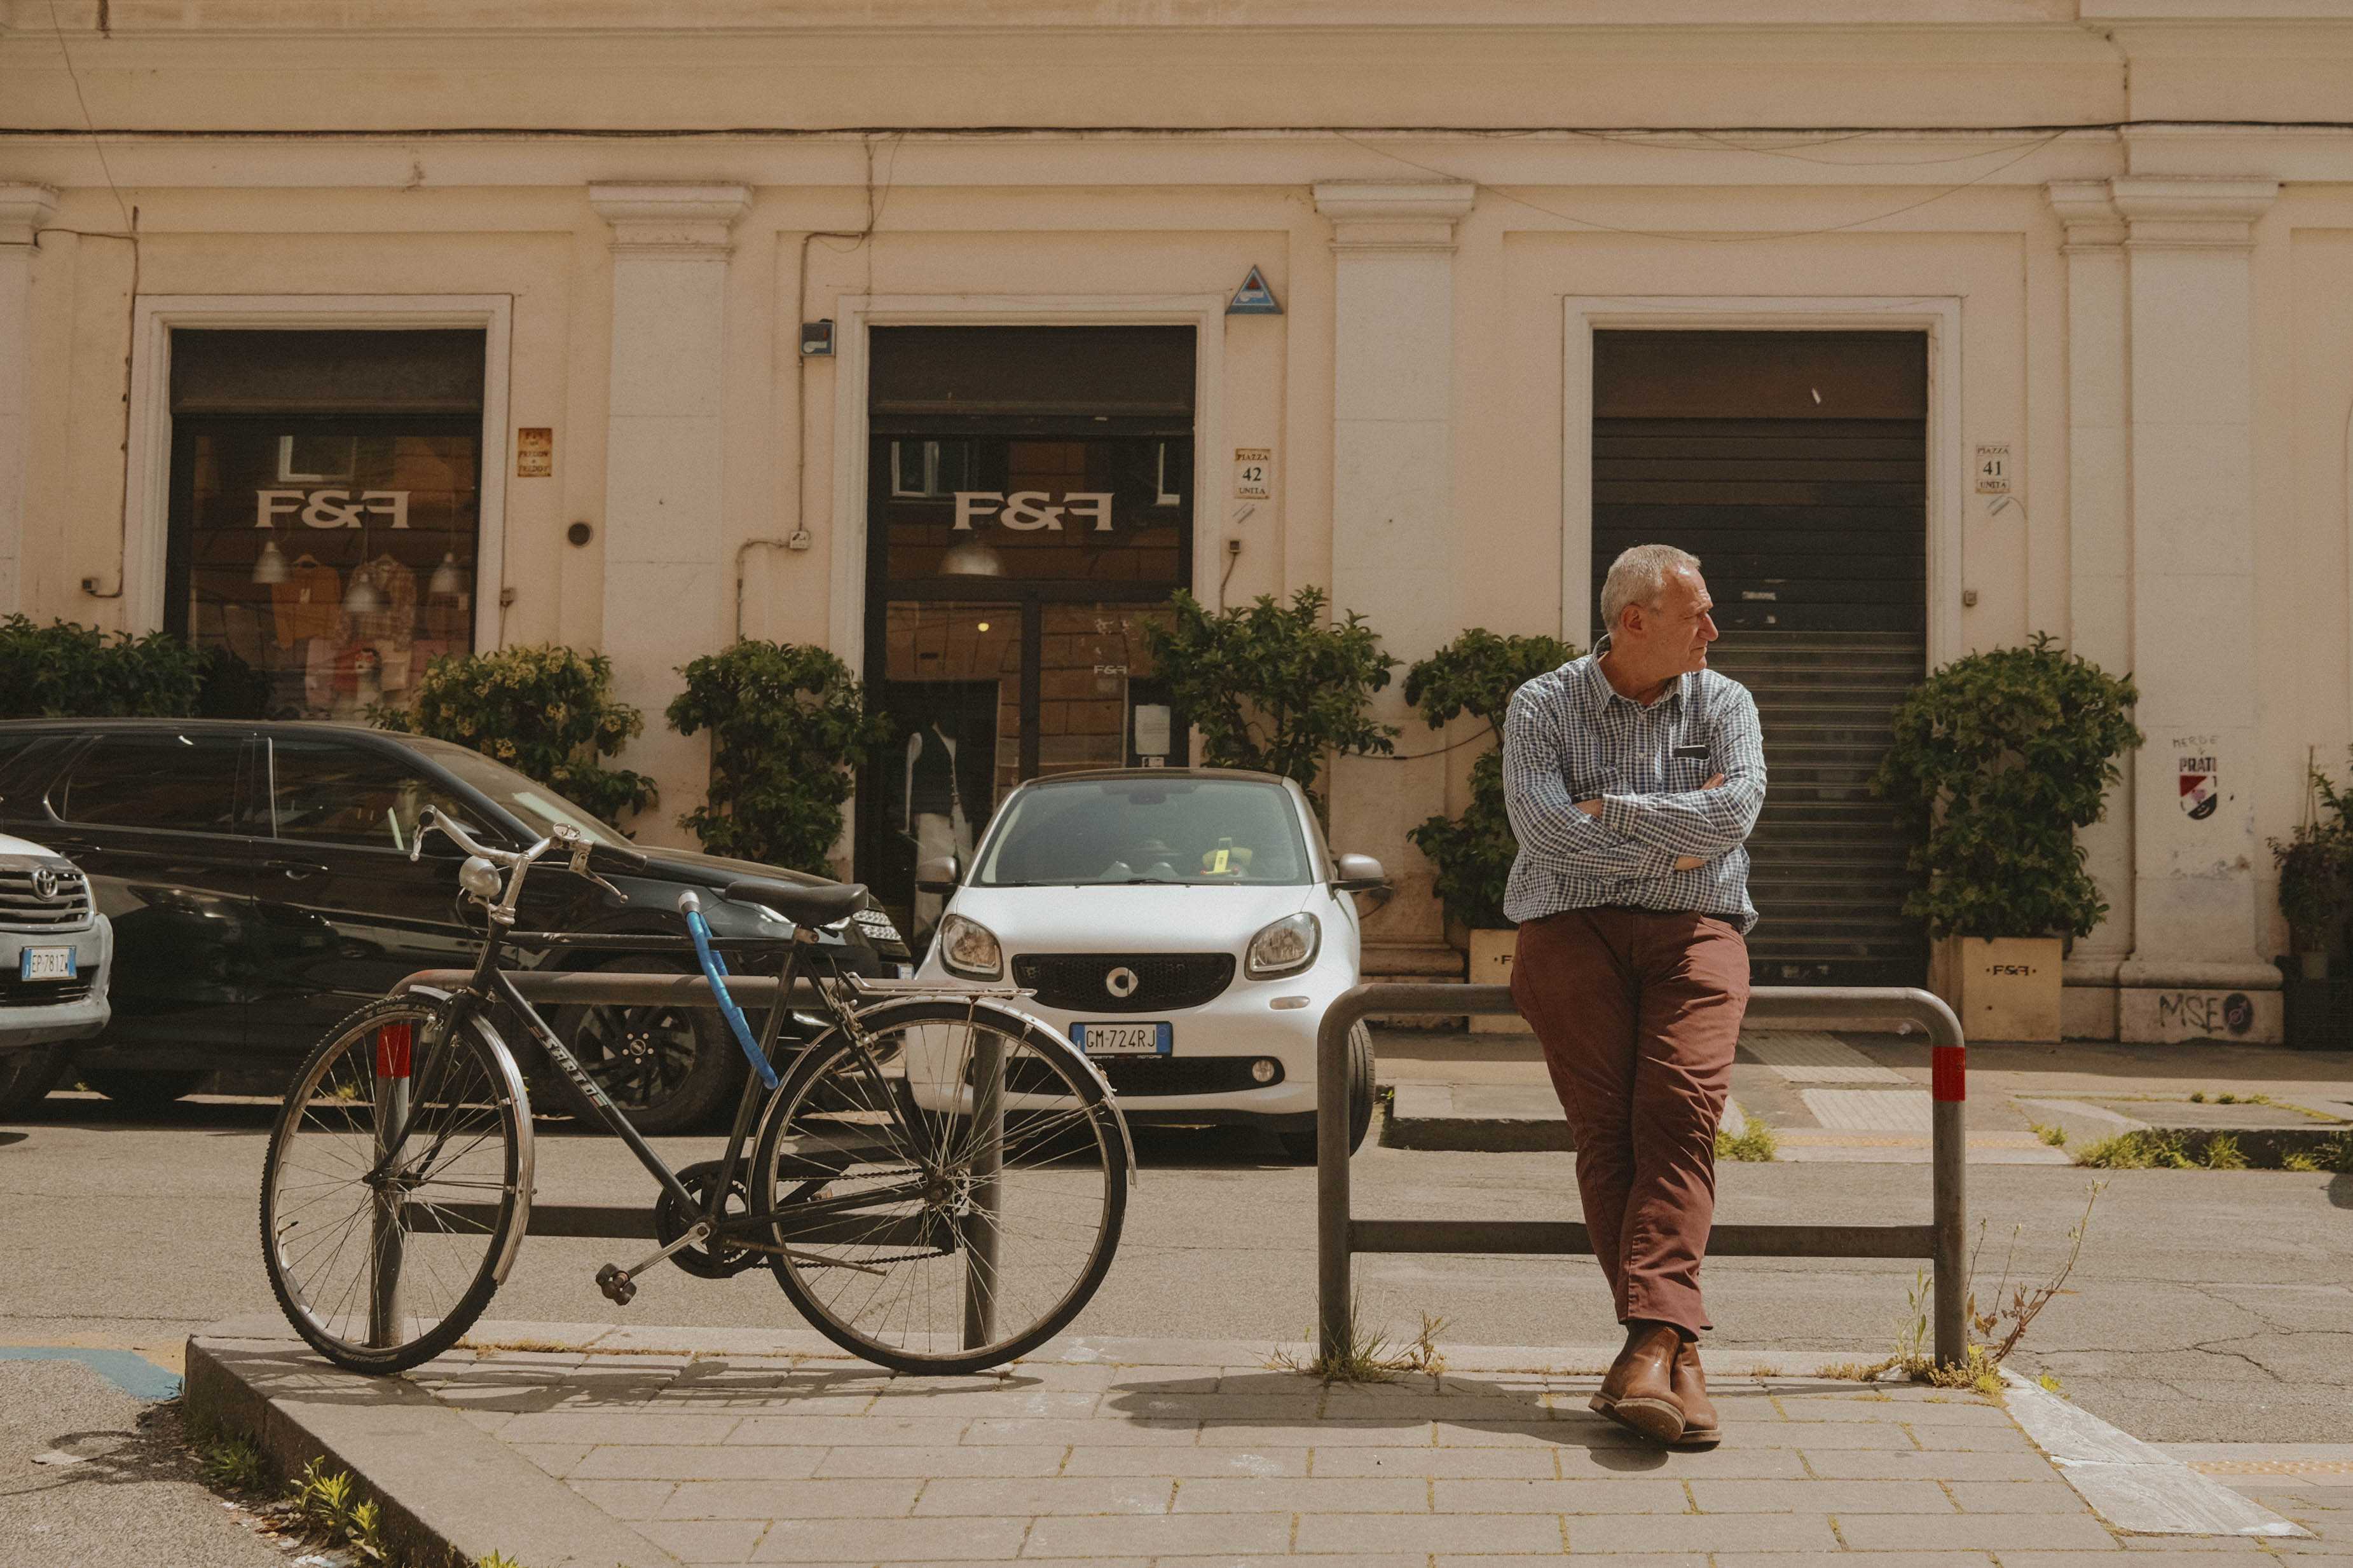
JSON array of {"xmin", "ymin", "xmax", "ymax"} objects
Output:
[
  {"xmin": 760, "ymin": 1009, "xmax": 1123, "ymax": 1372},
  {"xmin": 263, "ymin": 1004, "xmax": 524, "ymax": 1372}
]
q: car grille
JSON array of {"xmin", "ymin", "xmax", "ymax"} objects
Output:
[
  {"xmin": 993, "ymin": 1054, "xmax": 1282, "ymax": 1098},
  {"xmin": 0, "ymin": 974, "xmax": 95, "ymax": 1007},
  {"xmin": 0, "ymin": 862, "xmax": 92, "ymax": 932},
  {"xmin": 1012, "ymin": 953, "xmax": 1235, "ymax": 1014}
]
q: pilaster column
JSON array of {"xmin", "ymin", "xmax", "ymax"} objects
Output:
[
  {"xmin": 2047, "ymin": 181, "xmax": 2133, "ymax": 1039},
  {"xmin": 589, "ymin": 182, "xmax": 750, "ymax": 837},
  {"xmin": 1312, "ymin": 181, "xmax": 1476, "ymax": 968},
  {"xmin": 0, "ymin": 184, "xmax": 58, "ymax": 615},
  {"xmin": 2109, "ymin": 176, "xmax": 2282, "ymax": 1042}
]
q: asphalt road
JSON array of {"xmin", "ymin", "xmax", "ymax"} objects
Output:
[{"xmin": 2, "ymin": 1091, "xmax": 2349, "ymax": 1450}]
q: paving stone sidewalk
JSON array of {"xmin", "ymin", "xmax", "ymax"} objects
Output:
[{"xmin": 183, "ymin": 1318, "xmax": 2341, "ymax": 1568}]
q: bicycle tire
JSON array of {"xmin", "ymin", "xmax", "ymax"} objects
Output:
[
  {"xmin": 259, "ymin": 995, "xmax": 533, "ymax": 1375},
  {"xmin": 750, "ymin": 997, "xmax": 1128, "ymax": 1375}
]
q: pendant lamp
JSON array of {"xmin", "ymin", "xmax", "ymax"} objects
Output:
[
  {"xmin": 427, "ymin": 551, "xmax": 465, "ymax": 598},
  {"xmin": 252, "ymin": 537, "xmax": 290, "ymax": 585}
]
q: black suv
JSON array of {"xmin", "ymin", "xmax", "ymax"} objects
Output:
[{"xmin": 0, "ymin": 719, "xmax": 907, "ymax": 1131}]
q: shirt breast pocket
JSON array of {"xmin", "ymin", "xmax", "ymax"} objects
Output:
[{"xmin": 1668, "ymin": 747, "xmax": 1714, "ymax": 789}]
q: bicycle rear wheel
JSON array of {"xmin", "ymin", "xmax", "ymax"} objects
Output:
[
  {"xmin": 259, "ymin": 997, "xmax": 532, "ymax": 1374},
  {"xmin": 750, "ymin": 998, "xmax": 1128, "ymax": 1375}
]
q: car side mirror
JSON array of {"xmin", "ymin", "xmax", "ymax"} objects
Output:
[
  {"xmin": 914, "ymin": 855, "xmax": 961, "ymax": 894},
  {"xmin": 1333, "ymin": 853, "xmax": 1387, "ymax": 893}
]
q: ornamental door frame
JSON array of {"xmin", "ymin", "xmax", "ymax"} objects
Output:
[
  {"xmin": 826, "ymin": 292, "xmax": 1230, "ymax": 679},
  {"xmin": 1560, "ymin": 295, "xmax": 1965, "ymax": 669},
  {"xmin": 122, "ymin": 294, "xmax": 515, "ymax": 651}
]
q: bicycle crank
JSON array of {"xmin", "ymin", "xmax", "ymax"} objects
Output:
[{"xmin": 593, "ymin": 1221, "xmax": 711, "ymax": 1307}]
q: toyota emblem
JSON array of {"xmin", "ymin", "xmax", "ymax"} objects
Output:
[
  {"xmin": 30, "ymin": 868, "xmax": 58, "ymax": 901},
  {"xmin": 1104, "ymin": 966, "xmax": 1140, "ymax": 999}
]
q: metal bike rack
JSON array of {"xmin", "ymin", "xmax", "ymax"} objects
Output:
[
  {"xmin": 1317, "ymin": 983, "xmax": 1969, "ymax": 1368},
  {"xmin": 389, "ymin": 967, "xmax": 825, "ymax": 1241}
]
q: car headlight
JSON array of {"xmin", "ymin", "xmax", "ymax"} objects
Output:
[
  {"xmin": 937, "ymin": 913, "xmax": 1003, "ymax": 980},
  {"xmin": 1245, "ymin": 911, "xmax": 1321, "ymax": 978}
]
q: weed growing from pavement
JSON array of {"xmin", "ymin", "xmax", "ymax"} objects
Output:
[
  {"xmin": 1715, "ymin": 1115, "xmax": 1778, "ymax": 1162},
  {"xmin": 182, "ymin": 1411, "xmax": 267, "ymax": 1494},
  {"xmin": 1819, "ymin": 1182, "xmax": 2103, "ymax": 1398},
  {"xmin": 2038, "ymin": 1372, "xmax": 2065, "ymax": 1394},
  {"xmin": 1270, "ymin": 1293, "xmax": 1448, "ymax": 1384},
  {"xmin": 2073, "ymin": 1128, "xmax": 2301, "ymax": 1169},
  {"xmin": 2279, "ymin": 1134, "xmax": 2353, "ymax": 1173},
  {"xmin": 2031, "ymin": 1121, "xmax": 2069, "ymax": 1147},
  {"xmin": 289, "ymin": 1456, "xmax": 391, "ymax": 1563}
]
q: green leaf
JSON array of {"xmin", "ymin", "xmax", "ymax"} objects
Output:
[{"xmin": 1871, "ymin": 633, "xmax": 2141, "ymax": 939}]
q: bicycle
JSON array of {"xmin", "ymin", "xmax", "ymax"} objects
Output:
[{"xmin": 258, "ymin": 807, "xmax": 1133, "ymax": 1377}]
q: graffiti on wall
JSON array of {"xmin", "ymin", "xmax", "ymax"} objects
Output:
[{"xmin": 2155, "ymin": 991, "xmax": 2254, "ymax": 1037}]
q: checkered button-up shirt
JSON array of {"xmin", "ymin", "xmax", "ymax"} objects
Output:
[{"xmin": 1500, "ymin": 641, "xmax": 1766, "ymax": 931}]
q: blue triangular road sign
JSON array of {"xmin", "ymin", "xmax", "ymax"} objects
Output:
[{"xmin": 1228, "ymin": 265, "xmax": 1282, "ymax": 315}]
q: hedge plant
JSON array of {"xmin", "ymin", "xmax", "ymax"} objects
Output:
[
  {"xmin": 1870, "ymin": 633, "xmax": 2141, "ymax": 941},
  {"xmin": 371, "ymin": 644, "xmax": 657, "ymax": 826},
  {"xmin": 0, "ymin": 615, "xmax": 272, "ymax": 720},
  {"xmin": 1403, "ymin": 629, "xmax": 1580, "ymax": 931},
  {"xmin": 1, "ymin": 615, "xmax": 207, "ymax": 718},
  {"xmin": 666, "ymin": 641, "xmax": 892, "ymax": 875},
  {"xmin": 1139, "ymin": 586, "xmax": 1398, "ymax": 817}
]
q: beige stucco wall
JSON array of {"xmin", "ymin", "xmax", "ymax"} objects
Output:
[{"xmin": 4, "ymin": 1, "xmax": 2353, "ymax": 1038}]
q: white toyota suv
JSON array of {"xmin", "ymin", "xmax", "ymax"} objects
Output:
[{"xmin": 0, "ymin": 831, "xmax": 113, "ymax": 1117}]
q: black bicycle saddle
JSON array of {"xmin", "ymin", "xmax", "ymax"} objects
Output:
[{"xmin": 721, "ymin": 876, "xmax": 868, "ymax": 928}]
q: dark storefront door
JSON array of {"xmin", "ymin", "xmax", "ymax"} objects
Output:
[
  {"xmin": 1593, "ymin": 331, "xmax": 1930, "ymax": 986},
  {"xmin": 858, "ymin": 327, "xmax": 1197, "ymax": 939}
]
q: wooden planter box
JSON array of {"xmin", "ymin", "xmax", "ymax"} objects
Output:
[
  {"xmin": 1930, "ymin": 936, "xmax": 2064, "ymax": 1044},
  {"xmin": 1467, "ymin": 927, "xmax": 1526, "ymax": 1033}
]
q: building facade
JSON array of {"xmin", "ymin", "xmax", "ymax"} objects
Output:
[{"xmin": 6, "ymin": 1, "xmax": 2352, "ymax": 1042}]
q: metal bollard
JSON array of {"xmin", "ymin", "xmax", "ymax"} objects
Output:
[{"xmin": 1317, "ymin": 983, "xmax": 1967, "ymax": 1368}]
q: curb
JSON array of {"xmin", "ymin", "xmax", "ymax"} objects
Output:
[{"xmin": 184, "ymin": 1333, "xmax": 684, "ymax": 1568}]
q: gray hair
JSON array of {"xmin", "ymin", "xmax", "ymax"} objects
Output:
[{"xmin": 1599, "ymin": 544, "xmax": 1702, "ymax": 634}]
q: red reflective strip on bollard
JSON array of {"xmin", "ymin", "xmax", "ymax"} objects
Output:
[
  {"xmin": 375, "ymin": 1021, "xmax": 413, "ymax": 1079},
  {"xmin": 1931, "ymin": 1043, "xmax": 1965, "ymax": 1103}
]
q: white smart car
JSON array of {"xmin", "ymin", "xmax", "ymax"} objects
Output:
[{"xmin": 912, "ymin": 768, "xmax": 1385, "ymax": 1160}]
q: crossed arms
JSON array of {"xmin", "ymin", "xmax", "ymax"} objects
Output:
[{"xmin": 1500, "ymin": 679, "xmax": 1767, "ymax": 885}]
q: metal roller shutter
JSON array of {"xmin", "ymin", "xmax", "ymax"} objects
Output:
[{"xmin": 1593, "ymin": 332, "xmax": 1928, "ymax": 986}]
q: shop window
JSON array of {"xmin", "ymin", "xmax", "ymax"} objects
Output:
[{"xmin": 163, "ymin": 330, "xmax": 486, "ymax": 721}]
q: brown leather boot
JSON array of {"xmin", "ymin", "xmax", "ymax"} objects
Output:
[
  {"xmin": 1589, "ymin": 1321, "xmax": 1685, "ymax": 1444},
  {"xmin": 1670, "ymin": 1338, "xmax": 1720, "ymax": 1448}
]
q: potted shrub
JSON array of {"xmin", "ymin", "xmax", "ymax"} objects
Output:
[
  {"xmin": 1872, "ymin": 634, "xmax": 2141, "ymax": 1043},
  {"xmin": 371, "ymin": 643, "xmax": 658, "ymax": 826},
  {"xmin": 2273, "ymin": 819, "xmax": 2352, "ymax": 981},
  {"xmin": 667, "ymin": 640, "xmax": 894, "ymax": 875},
  {"xmin": 1140, "ymin": 585, "xmax": 1399, "ymax": 819},
  {"xmin": 2272, "ymin": 751, "xmax": 2353, "ymax": 1056},
  {"xmin": 1402, "ymin": 629, "xmax": 1579, "ymax": 1030}
]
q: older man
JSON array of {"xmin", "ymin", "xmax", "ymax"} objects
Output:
[{"xmin": 1501, "ymin": 543, "xmax": 1766, "ymax": 1448}]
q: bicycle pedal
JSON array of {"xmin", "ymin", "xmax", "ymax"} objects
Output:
[{"xmin": 594, "ymin": 1263, "xmax": 637, "ymax": 1307}]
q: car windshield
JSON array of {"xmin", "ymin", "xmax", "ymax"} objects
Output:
[
  {"xmin": 406, "ymin": 738, "xmax": 631, "ymax": 848},
  {"xmin": 973, "ymin": 777, "xmax": 1312, "ymax": 887}
]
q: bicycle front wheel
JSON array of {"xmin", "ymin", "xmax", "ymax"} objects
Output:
[
  {"xmin": 259, "ymin": 997, "xmax": 533, "ymax": 1374},
  {"xmin": 751, "ymin": 999, "xmax": 1128, "ymax": 1374}
]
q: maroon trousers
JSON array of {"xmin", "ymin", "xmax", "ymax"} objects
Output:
[{"xmin": 1509, "ymin": 907, "xmax": 1749, "ymax": 1337}]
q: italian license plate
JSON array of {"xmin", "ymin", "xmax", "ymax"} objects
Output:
[
  {"xmin": 1073, "ymin": 1021, "xmax": 1172, "ymax": 1057},
  {"xmin": 18, "ymin": 948, "xmax": 75, "ymax": 983}
]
